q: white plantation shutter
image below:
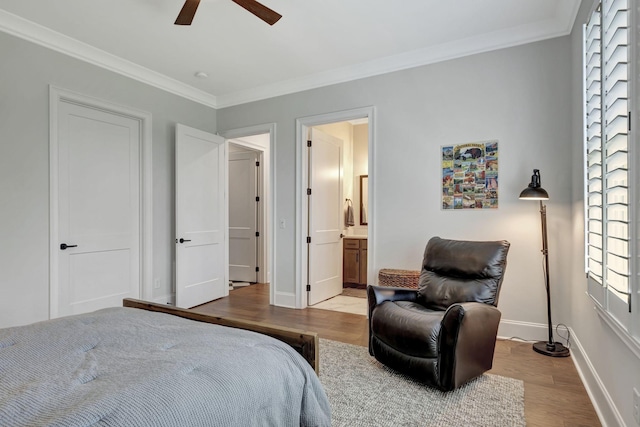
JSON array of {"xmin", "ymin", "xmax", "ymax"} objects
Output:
[
  {"xmin": 585, "ymin": 6, "xmax": 603, "ymax": 295},
  {"xmin": 584, "ymin": 0, "xmax": 632, "ymax": 327}
]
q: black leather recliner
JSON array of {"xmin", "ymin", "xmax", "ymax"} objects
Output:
[{"xmin": 367, "ymin": 236, "xmax": 510, "ymax": 391}]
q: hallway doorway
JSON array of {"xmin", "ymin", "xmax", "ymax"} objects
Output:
[
  {"xmin": 228, "ymin": 143, "xmax": 260, "ymax": 284},
  {"xmin": 223, "ymin": 127, "xmax": 273, "ymax": 302}
]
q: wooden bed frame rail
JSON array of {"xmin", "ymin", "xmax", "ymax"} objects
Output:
[{"xmin": 123, "ymin": 299, "xmax": 319, "ymax": 374}]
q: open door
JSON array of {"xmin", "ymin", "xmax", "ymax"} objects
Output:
[
  {"xmin": 175, "ymin": 124, "xmax": 227, "ymax": 308},
  {"xmin": 307, "ymin": 128, "xmax": 344, "ymax": 305}
]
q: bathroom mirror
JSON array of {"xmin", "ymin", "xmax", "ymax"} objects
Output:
[{"xmin": 360, "ymin": 175, "xmax": 368, "ymax": 225}]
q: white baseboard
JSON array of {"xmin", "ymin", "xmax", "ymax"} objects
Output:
[
  {"xmin": 497, "ymin": 318, "xmax": 549, "ymax": 341},
  {"xmin": 273, "ymin": 291, "xmax": 296, "ymax": 308},
  {"xmin": 567, "ymin": 327, "xmax": 623, "ymax": 427}
]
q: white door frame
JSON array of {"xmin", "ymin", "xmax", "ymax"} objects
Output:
[
  {"xmin": 295, "ymin": 107, "xmax": 375, "ymax": 309},
  {"xmin": 49, "ymin": 86, "xmax": 153, "ymax": 319},
  {"xmin": 220, "ymin": 123, "xmax": 275, "ymax": 305}
]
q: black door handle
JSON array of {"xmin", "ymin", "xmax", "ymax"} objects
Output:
[
  {"xmin": 179, "ymin": 238, "xmax": 191, "ymax": 244},
  {"xmin": 60, "ymin": 243, "xmax": 78, "ymax": 250}
]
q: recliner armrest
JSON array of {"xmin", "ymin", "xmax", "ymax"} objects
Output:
[
  {"xmin": 438, "ymin": 302, "xmax": 501, "ymax": 391},
  {"xmin": 367, "ymin": 285, "xmax": 418, "ymax": 316},
  {"xmin": 367, "ymin": 285, "xmax": 419, "ymax": 356}
]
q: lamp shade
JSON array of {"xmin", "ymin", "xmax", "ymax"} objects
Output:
[{"xmin": 519, "ymin": 169, "xmax": 549, "ymax": 200}]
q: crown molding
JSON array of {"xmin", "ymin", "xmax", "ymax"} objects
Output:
[
  {"xmin": 216, "ymin": 0, "xmax": 581, "ymax": 108},
  {"xmin": 0, "ymin": 9, "xmax": 218, "ymax": 109},
  {"xmin": 1, "ymin": 1, "xmax": 580, "ymax": 110}
]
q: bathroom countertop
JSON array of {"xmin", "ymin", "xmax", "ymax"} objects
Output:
[{"xmin": 344, "ymin": 235, "xmax": 368, "ymax": 239}]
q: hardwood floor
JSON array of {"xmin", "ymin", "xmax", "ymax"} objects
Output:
[{"xmin": 193, "ymin": 283, "xmax": 600, "ymax": 427}]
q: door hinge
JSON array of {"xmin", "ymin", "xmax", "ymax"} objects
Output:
[
  {"xmin": 255, "ymin": 231, "xmax": 260, "ymax": 237},
  {"xmin": 255, "ymin": 196, "xmax": 260, "ymax": 202},
  {"xmin": 256, "ymin": 161, "xmax": 260, "ymax": 167},
  {"xmin": 306, "ymin": 236, "xmax": 311, "ymax": 244},
  {"xmin": 629, "ymin": 113, "xmax": 632, "ymax": 131},
  {"xmin": 255, "ymin": 266, "xmax": 260, "ymax": 272},
  {"xmin": 307, "ymin": 188, "xmax": 311, "ymax": 195},
  {"xmin": 307, "ymin": 140, "xmax": 312, "ymax": 147},
  {"xmin": 306, "ymin": 285, "xmax": 311, "ymax": 291}
]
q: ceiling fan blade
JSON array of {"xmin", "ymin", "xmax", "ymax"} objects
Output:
[
  {"xmin": 175, "ymin": 0, "xmax": 201, "ymax": 25},
  {"xmin": 231, "ymin": 0, "xmax": 282, "ymax": 25}
]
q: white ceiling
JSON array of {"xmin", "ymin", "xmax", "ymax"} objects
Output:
[{"xmin": 0, "ymin": 0, "xmax": 580, "ymax": 108}]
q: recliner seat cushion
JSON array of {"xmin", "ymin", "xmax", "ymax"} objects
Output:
[{"xmin": 370, "ymin": 301, "xmax": 441, "ymax": 358}]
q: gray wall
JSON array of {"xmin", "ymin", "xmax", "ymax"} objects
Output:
[
  {"xmin": 218, "ymin": 36, "xmax": 574, "ymax": 331},
  {"xmin": 0, "ymin": 32, "xmax": 217, "ymax": 327}
]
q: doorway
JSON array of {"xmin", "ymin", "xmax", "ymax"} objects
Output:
[
  {"xmin": 228, "ymin": 142, "xmax": 260, "ymax": 285},
  {"xmin": 221, "ymin": 126, "xmax": 273, "ymax": 302},
  {"xmin": 173, "ymin": 124, "xmax": 271, "ymax": 308},
  {"xmin": 296, "ymin": 107, "xmax": 374, "ymax": 312}
]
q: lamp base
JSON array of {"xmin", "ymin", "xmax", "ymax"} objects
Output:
[{"xmin": 532, "ymin": 341, "xmax": 570, "ymax": 357}]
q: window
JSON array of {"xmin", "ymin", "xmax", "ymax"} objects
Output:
[{"xmin": 584, "ymin": 0, "xmax": 638, "ymax": 341}]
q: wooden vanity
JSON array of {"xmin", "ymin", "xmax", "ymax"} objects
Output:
[{"xmin": 343, "ymin": 237, "xmax": 367, "ymax": 288}]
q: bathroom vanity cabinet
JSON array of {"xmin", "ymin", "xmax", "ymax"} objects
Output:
[{"xmin": 343, "ymin": 237, "xmax": 367, "ymax": 287}]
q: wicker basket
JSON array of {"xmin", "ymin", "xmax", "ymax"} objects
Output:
[{"xmin": 378, "ymin": 268, "xmax": 420, "ymax": 289}]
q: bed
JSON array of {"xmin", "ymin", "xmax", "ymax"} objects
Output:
[{"xmin": 0, "ymin": 299, "xmax": 331, "ymax": 426}]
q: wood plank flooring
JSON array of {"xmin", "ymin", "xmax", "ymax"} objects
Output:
[{"xmin": 193, "ymin": 283, "xmax": 600, "ymax": 427}]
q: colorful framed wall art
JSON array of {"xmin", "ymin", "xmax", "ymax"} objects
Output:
[{"xmin": 441, "ymin": 140, "xmax": 498, "ymax": 210}]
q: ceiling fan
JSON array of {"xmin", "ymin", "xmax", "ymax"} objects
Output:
[{"xmin": 175, "ymin": 0, "xmax": 282, "ymax": 26}]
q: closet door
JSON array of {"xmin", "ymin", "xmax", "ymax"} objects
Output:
[{"xmin": 54, "ymin": 100, "xmax": 141, "ymax": 317}]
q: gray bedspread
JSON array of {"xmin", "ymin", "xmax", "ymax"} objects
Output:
[{"xmin": 0, "ymin": 308, "xmax": 331, "ymax": 426}]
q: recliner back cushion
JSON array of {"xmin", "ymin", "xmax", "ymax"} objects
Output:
[{"xmin": 417, "ymin": 237, "xmax": 510, "ymax": 310}]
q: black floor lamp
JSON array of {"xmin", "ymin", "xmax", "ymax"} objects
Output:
[{"xmin": 519, "ymin": 169, "xmax": 570, "ymax": 357}]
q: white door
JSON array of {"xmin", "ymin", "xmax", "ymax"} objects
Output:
[
  {"xmin": 55, "ymin": 101, "xmax": 141, "ymax": 317},
  {"xmin": 175, "ymin": 124, "xmax": 227, "ymax": 308},
  {"xmin": 308, "ymin": 128, "xmax": 344, "ymax": 305},
  {"xmin": 228, "ymin": 150, "xmax": 259, "ymax": 283}
]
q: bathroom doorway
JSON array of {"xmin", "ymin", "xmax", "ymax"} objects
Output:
[{"xmin": 305, "ymin": 117, "xmax": 370, "ymax": 316}]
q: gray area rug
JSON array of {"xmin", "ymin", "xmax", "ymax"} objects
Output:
[{"xmin": 319, "ymin": 339, "xmax": 525, "ymax": 427}]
